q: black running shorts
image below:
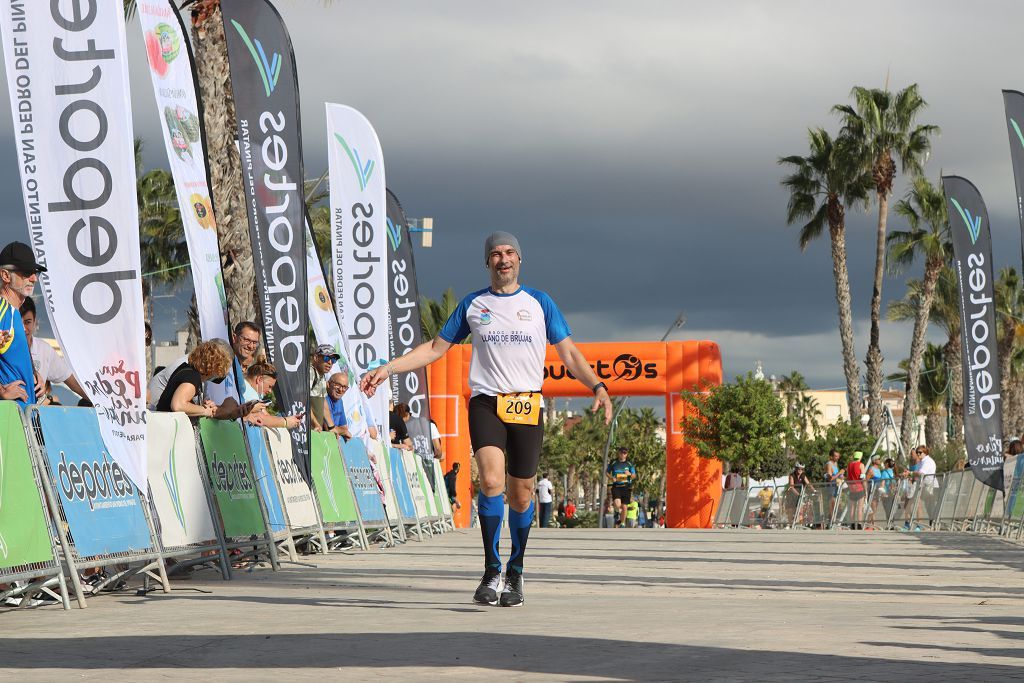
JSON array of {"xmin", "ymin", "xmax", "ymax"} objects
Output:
[
  {"xmin": 468, "ymin": 394, "xmax": 545, "ymax": 479},
  {"xmin": 611, "ymin": 486, "xmax": 632, "ymax": 505}
]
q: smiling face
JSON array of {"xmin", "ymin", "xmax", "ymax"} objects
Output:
[
  {"xmin": 327, "ymin": 374, "xmax": 349, "ymax": 399},
  {"xmin": 487, "ymin": 244, "xmax": 520, "ymax": 290}
]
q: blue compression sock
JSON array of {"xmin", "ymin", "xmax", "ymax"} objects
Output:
[
  {"xmin": 478, "ymin": 492, "xmax": 504, "ymax": 571},
  {"xmin": 507, "ymin": 501, "xmax": 535, "ymax": 575}
]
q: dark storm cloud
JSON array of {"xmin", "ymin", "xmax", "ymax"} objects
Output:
[{"xmin": 0, "ymin": 0, "xmax": 1022, "ymax": 386}]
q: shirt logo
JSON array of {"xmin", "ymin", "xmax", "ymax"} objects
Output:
[
  {"xmin": 516, "ymin": 309, "xmax": 532, "ymax": 321},
  {"xmin": 479, "ymin": 308, "xmax": 492, "ymax": 325}
]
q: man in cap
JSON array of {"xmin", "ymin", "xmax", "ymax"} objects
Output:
[
  {"xmin": 310, "ymin": 343, "xmax": 341, "ymax": 431},
  {"xmin": 606, "ymin": 446, "xmax": 638, "ymax": 527},
  {"xmin": 0, "ymin": 242, "xmax": 46, "ymax": 405},
  {"xmin": 361, "ymin": 231, "xmax": 613, "ymax": 606}
]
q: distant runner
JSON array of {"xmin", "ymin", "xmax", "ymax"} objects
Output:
[
  {"xmin": 606, "ymin": 446, "xmax": 637, "ymax": 528},
  {"xmin": 361, "ymin": 231, "xmax": 612, "ymax": 606}
]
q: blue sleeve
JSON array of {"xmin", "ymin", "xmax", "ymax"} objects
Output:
[
  {"xmin": 438, "ymin": 291, "xmax": 477, "ymax": 343},
  {"xmin": 526, "ymin": 288, "xmax": 571, "ymax": 344}
]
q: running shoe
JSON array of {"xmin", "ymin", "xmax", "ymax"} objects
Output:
[
  {"xmin": 499, "ymin": 570, "xmax": 524, "ymax": 607},
  {"xmin": 473, "ymin": 568, "xmax": 502, "ymax": 605}
]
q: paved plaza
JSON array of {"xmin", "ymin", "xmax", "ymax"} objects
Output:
[{"xmin": 2, "ymin": 528, "xmax": 1023, "ymax": 681}]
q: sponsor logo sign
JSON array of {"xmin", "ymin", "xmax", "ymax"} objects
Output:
[
  {"xmin": 199, "ymin": 419, "xmax": 266, "ymax": 538},
  {"xmin": 221, "ymin": 0, "xmax": 309, "ymax": 479},
  {"xmin": 339, "ymin": 437, "xmax": 387, "ymax": 526},
  {"xmin": 0, "ymin": 403, "xmax": 53, "ymax": 568},
  {"xmin": 146, "ymin": 412, "xmax": 217, "ymax": 547},
  {"xmin": 545, "ymin": 352, "xmax": 658, "ymax": 382},
  {"xmin": 0, "ymin": 0, "xmax": 148, "ymax": 489},
  {"xmin": 943, "ymin": 176, "xmax": 1004, "ymax": 490}
]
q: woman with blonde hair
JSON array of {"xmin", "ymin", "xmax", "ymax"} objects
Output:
[
  {"xmin": 241, "ymin": 361, "xmax": 301, "ymax": 430},
  {"xmin": 156, "ymin": 340, "xmax": 233, "ymax": 418}
]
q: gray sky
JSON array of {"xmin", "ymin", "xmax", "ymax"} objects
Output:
[{"xmin": 1, "ymin": 0, "xmax": 1023, "ymax": 391}]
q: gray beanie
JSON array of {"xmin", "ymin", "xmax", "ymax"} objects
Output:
[{"xmin": 484, "ymin": 231, "xmax": 521, "ymax": 263}]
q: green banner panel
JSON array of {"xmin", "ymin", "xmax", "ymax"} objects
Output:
[
  {"xmin": 0, "ymin": 402, "xmax": 53, "ymax": 569},
  {"xmin": 198, "ymin": 418, "xmax": 265, "ymax": 538},
  {"xmin": 311, "ymin": 432, "xmax": 359, "ymax": 525}
]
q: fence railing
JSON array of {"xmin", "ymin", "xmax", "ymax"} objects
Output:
[{"xmin": 714, "ymin": 468, "xmax": 1024, "ymax": 540}]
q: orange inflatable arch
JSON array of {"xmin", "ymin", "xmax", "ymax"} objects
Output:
[{"xmin": 427, "ymin": 340, "xmax": 723, "ymax": 528}]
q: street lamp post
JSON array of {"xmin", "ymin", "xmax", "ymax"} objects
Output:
[{"xmin": 597, "ymin": 312, "xmax": 686, "ymax": 528}]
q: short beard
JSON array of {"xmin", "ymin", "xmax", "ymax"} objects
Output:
[{"xmin": 492, "ymin": 267, "xmax": 517, "ymax": 288}]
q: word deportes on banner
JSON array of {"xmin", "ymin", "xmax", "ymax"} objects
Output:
[{"xmin": 942, "ymin": 175, "xmax": 1005, "ymax": 491}]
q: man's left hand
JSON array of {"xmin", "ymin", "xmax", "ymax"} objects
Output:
[{"xmin": 591, "ymin": 387, "xmax": 613, "ymax": 424}]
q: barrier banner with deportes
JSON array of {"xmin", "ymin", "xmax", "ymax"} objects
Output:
[
  {"xmin": 137, "ymin": 1, "xmax": 229, "ymax": 342},
  {"xmin": 37, "ymin": 408, "xmax": 152, "ymax": 558},
  {"xmin": 1003, "ymin": 90, "xmax": 1024, "ymax": 266},
  {"xmin": 376, "ymin": 442, "xmax": 402, "ymax": 519},
  {"xmin": 311, "ymin": 431, "xmax": 359, "ymax": 525},
  {"xmin": 264, "ymin": 427, "xmax": 320, "ymax": 529},
  {"xmin": 942, "ymin": 175, "xmax": 1004, "ymax": 490},
  {"xmin": 0, "ymin": 0, "xmax": 148, "ymax": 491},
  {"xmin": 403, "ymin": 450, "xmax": 430, "ymax": 520},
  {"xmin": 388, "ymin": 448, "xmax": 417, "ymax": 520},
  {"xmin": 328, "ymin": 103, "xmax": 389, "ymax": 434},
  {"xmin": 200, "ymin": 419, "xmax": 265, "ymax": 538},
  {"xmin": 340, "ymin": 437, "xmax": 387, "ymax": 526},
  {"xmin": 304, "ymin": 218, "xmax": 371, "ymax": 439},
  {"xmin": 146, "ymin": 412, "xmax": 217, "ymax": 548},
  {"xmin": 432, "ymin": 459, "xmax": 454, "ymax": 517},
  {"xmin": 386, "ymin": 190, "xmax": 434, "ymax": 464},
  {"xmin": 0, "ymin": 403, "xmax": 52, "ymax": 568},
  {"xmin": 415, "ymin": 456, "xmax": 439, "ymax": 519},
  {"xmin": 221, "ymin": 0, "xmax": 310, "ymax": 480},
  {"xmin": 245, "ymin": 424, "xmax": 286, "ymax": 532}
]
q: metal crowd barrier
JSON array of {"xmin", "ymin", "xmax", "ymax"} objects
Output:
[{"xmin": 714, "ymin": 466, "xmax": 1024, "ymax": 539}]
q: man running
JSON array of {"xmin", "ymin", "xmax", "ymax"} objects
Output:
[
  {"xmin": 606, "ymin": 446, "xmax": 637, "ymax": 527},
  {"xmin": 361, "ymin": 231, "xmax": 612, "ymax": 606}
]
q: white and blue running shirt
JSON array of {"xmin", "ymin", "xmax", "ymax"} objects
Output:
[{"xmin": 439, "ymin": 286, "xmax": 571, "ymax": 397}]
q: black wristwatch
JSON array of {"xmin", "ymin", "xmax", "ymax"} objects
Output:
[{"xmin": 592, "ymin": 382, "xmax": 608, "ymax": 395}]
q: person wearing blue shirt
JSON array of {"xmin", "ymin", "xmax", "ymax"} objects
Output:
[
  {"xmin": 606, "ymin": 447, "xmax": 638, "ymax": 527},
  {"xmin": 360, "ymin": 231, "xmax": 613, "ymax": 608},
  {"xmin": 0, "ymin": 242, "xmax": 46, "ymax": 406},
  {"xmin": 325, "ymin": 372, "xmax": 351, "ymax": 440}
]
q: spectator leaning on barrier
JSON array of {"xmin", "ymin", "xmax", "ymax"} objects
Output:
[
  {"xmin": 308, "ymin": 344, "xmax": 339, "ymax": 431},
  {"xmin": 156, "ymin": 341, "xmax": 234, "ymax": 418},
  {"xmin": 241, "ymin": 361, "xmax": 302, "ymax": 430},
  {"xmin": 19, "ymin": 297, "xmax": 89, "ymax": 405},
  {"xmin": 324, "ymin": 372, "xmax": 352, "ymax": 440},
  {"xmin": 0, "ymin": 241, "xmax": 46, "ymax": 405},
  {"xmin": 204, "ymin": 321, "xmax": 263, "ymax": 411},
  {"xmin": 390, "ymin": 402, "xmax": 414, "ymax": 451}
]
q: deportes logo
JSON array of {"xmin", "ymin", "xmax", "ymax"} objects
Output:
[
  {"xmin": 612, "ymin": 354, "xmax": 644, "ymax": 381},
  {"xmin": 386, "ymin": 218, "xmax": 403, "ymax": 250},
  {"xmin": 230, "ymin": 20, "xmax": 282, "ymax": 97},
  {"xmin": 334, "ymin": 134, "xmax": 375, "ymax": 191},
  {"xmin": 950, "ymin": 197, "xmax": 982, "ymax": 245},
  {"xmin": 1012, "ymin": 117, "xmax": 1024, "ymax": 149}
]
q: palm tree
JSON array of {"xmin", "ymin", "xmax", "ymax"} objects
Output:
[
  {"xmin": 994, "ymin": 267, "xmax": 1024, "ymax": 432},
  {"xmin": 780, "ymin": 128, "xmax": 872, "ymax": 421},
  {"xmin": 420, "ymin": 288, "xmax": 469, "ymax": 342},
  {"xmin": 135, "ymin": 140, "xmax": 189, "ymax": 310},
  {"xmin": 834, "ymin": 84, "xmax": 939, "ymax": 437},
  {"xmin": 888, "ymin": 268, "xmax": 963, "ymax": 441},
  {"xmin": 887, "ymin": 176, "xmax": 950, "ymax": 454},
  {"xmin": 887, "ymin": 342, "xmax": 948, "ymax": 449}
]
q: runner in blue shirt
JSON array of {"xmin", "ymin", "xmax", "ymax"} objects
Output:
[
  {"xmin": 606, "ymin": 447, "xmax": 638, "ymax": 527},
  {"xmin": 361, "ymin": 232, "xmax": 613, "ymax": 607}
]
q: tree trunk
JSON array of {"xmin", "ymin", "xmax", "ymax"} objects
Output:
[
  {"xmin": 924, "ymin": 410, "xmax": 946, "ymax": 450},
  {"xmin": 899, "ymin": 258, "xmax": 941, "ymax": 455},
  {"xmin": 944, "ymin": 336, "xmax": 964, "ymax": 440},
  {"xmin": 828, "ymin": 221, "xmax": 862, "ymax": 423},
  {"xmin": 192, "ymin": 5, "xmax": 257, "ymax": 328},
  {"xmin": 998, "ymin": 325, "xmax": 1015, "ymax": 433},
  {"xmin": 865, "ymin": 190, "xmax": 889, "ymax": 438}
]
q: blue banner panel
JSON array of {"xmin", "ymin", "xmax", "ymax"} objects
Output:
[
  {"xmin": 245, "ymin": 425, "xmax": 285, "ymax": 532},
  {"xmin": 36, "ymin": 407, "xmax": 152, "ymax": 558},
  {"xmin": 339, "ymin": 438, "xmax": 386, "ymax": 526},
  {"xmin": 388, "ymin": 448, "xmax": 416, "ymax": 520}
]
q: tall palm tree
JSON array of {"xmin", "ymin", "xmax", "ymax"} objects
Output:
[
  {"xmin": 834, "ymin": 84, "xmax": 939, "ymax": 437},
  {"xmin": 780, "ymin": 128, "xmax": 872, "ymax": 422},
  {"xmin": 888, "ymin": 268, "xmax": 963, "ymax": 441},
  {"xmin": 994, "ymin": 267, "xmax": 1024, "ymax": 432},
  {"xmin": 887, "ymin": 176, "xmax": 950, "ymax": 454},
  {"xmin": 887, "ymin": 342, "xmax": 948, "ymax": 449}
]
